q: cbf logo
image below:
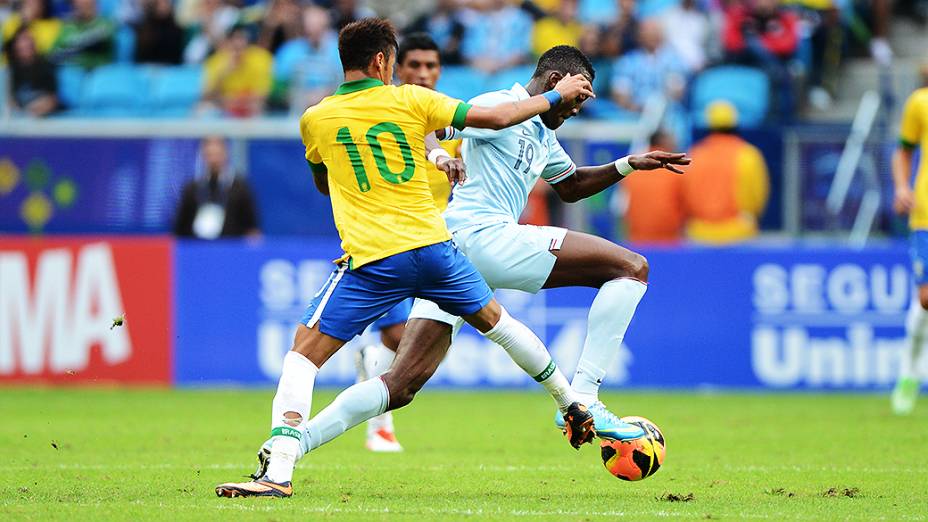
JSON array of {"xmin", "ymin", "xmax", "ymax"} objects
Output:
[{"xmin": 750, "ymin": 262, "xmax": 917, "ymax": 388}]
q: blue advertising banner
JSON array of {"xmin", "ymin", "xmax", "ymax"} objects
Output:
[
  {"xmin": 174, "ymin": 239, "xmax": 921, "ymax": 390},
  {"xmin": 0, "ymin": 138, "xmax": 199, "ymax": 233}
]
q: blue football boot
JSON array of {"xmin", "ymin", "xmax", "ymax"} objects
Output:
[{"xmin": 554, "ymin": 401, "xmax": 646, "ymax": 441}]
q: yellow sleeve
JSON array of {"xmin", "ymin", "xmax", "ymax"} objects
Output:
[
  {"xmin": 735, "ymin": 144, "xmax": 769, "ymax": 217},
  {"xmin": 900, "ymin": 92, "xmax": 924, "ymax": 149},
  {"xmin": 300, "ymin": 110, "xmax": 324, "ymax": 167},
  {"xmin": 405, "ymin": 85, "xmax": 472, "ymax": 132}
]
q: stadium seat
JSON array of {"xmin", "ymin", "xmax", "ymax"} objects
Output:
[
  {"xmin": 56, "ymin": 65, "xmax": 86, "ymax": 109},
  {"xmin": 81, "ymin": 64, "xmax": 149, "ymax": 116},
  {"xmin": 690, "ymin": 66, "xmax": 770, "ymax": 128},
  {"xmin": 115, "ymin": 26, "xmax": 136, "ymax": 63},
  {"xmin": 436, "ymin": 66, "xmax": 486, "ymax": 103},
  {"xmin": 149, "ymin": 66, "xmax": 203, "ymax": 116}
]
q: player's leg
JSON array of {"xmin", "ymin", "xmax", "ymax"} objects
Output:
[
  {"xmin": 217, "ymin": 259, "xmax": 408, "ymax": 497},
  {"xmin": 544, "ymin": 230, "xmax": 649, "ymax": 407},
  {"xmin": 416, "ymin": 241, "xmax": 596, "ymax": 448},
  {"xmin": 451, "ymin": 223, "xmax": 646, "ymax": 441},
  {"xmin": 358, "ymin": 301, "xmax": 410, "ymax": 451},
  {"xmin": 893, "ymin": 276, "xmax": 928, "ymax": 414}
]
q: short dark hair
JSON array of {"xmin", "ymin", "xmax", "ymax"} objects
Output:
[
  {"xmin": 338, "ymin": 18, "xmax": 398, "ymax": 72},
  {"xmin": 398, "ymin": 32, "xmax": 440, "ymax": 65},
  {"xmin": 532, "ymin": 45, "xmax": 595, "ymax": 82}
]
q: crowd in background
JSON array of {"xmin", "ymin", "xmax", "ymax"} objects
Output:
[{"xmin": 1, "ymin": 0, "xmax": 903, "ymax": 120}]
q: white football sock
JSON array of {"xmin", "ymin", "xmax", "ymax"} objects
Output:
[
  {"xmin": 901, "ymin": 298, "xmax": 928, "ymax": 381},
  {"xmin": 361, "ymin": 343, "xmax": 397, "ymax": 436},
  {"xmin": 482, "ymin": 307, "xmax": 576, "ymax": 413},
  {"xmin": 266, "ymin": 351, "xmax": 318, "ymax": 483},
  {"xmin": 572, "ymin": 278, "xmax": 647, "ymax": 405},
  {"xmin": 304, "ymin": 377, "xmax": 390, "ymax": 452}
]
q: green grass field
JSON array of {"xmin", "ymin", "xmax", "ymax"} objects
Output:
[{"xmin": 1, "ymin": 388, "xmax": 926, "ymax": 521}]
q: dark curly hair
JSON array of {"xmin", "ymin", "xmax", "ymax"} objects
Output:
[{"xmin": 338, "ymin": 18, "xmax": 398, "ymax": 72}]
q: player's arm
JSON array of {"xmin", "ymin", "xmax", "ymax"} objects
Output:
[
  {"xmin": 425, "ymin": 131, "xmax": 466, "ymax": 186},
  {"xmin": 894, "ymin": 94, "xmax": 921, "ymax": 215},
  {"xmin": 309, "ymin": 161, "xmax": 329, "ymax": 196},
  {"xmin": 552, "ymin": 152, "xmax": 691, "ymax": 203},
  {"xmin": 463, "ymin": 74, "xmax": 594, "ymax": 130}
]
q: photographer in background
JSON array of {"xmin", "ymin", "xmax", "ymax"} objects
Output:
[{"xmin": 174, "ymin": 136, "xmax": 260, "ymax": 239}]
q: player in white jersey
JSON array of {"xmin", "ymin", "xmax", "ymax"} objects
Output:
[{"xmin": 409, "ymin": 45, "xmax": 690, "ymax": 433}]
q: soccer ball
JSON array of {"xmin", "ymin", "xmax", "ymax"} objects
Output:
[{"xmin": 600, "ymin": 416, "xmax": 666, "ymax": 481}]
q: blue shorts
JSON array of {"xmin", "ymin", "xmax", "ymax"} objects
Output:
[
  {"xmin": 373, "ymin": 298, "xmax": 413, "ymax": 330},
  {"xmin": 299, "ymin": 241, "xmax": 493, "ymax": 341},
  {"xmin": 912, "ymin": 231, "xmax": 928, "ymax": 285}
]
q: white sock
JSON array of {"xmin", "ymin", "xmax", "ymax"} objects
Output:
[
  {"xmin": 572, "ymin": 278, "xmax": 647, "ymax": 405},
  {"xmin": 901, "ymin": 298, "xmax": 928, "ymax": 381},
  {"xmin": 304, "ymin": 377, "xmax": 390, "ymax": 452},
  {"xmin": 361, "ymin": 343, "xmax": 396, "ymax": 436},
  {"xmin": 266, "ymin": 351, "xmax": 318, "ymax": 483},
  {"xmin": 482, "ymin": 307, "xmax": 576, "ymax": 413}
]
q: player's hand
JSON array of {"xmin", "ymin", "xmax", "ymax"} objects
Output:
[
  {"xmin": 629, "ymin": 151, "xmax": 691, "ymax": 174},
  {"xmin": 554, "ymin": 74, "xmax": 595, "ymax": 104},
  {"xmin": 437, "ymin": 156, "xmax": 467, "ymax": 186},
  {"xmin": 894, "ymin": 186, "xmax": 915, "ymax": 215}
]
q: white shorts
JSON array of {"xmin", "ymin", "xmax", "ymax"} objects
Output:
[{"xmin": 409, "ymin": 222, "xmax": 567, "ymax": 327}]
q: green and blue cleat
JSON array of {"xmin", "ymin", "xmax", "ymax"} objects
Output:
[
  {"xmin": 891, "ymin": 377, "xmax": 919, "ymax": 415},
  {"xmin": 555, "ymin": 401, "xmax": 646, "ymax": 442}
]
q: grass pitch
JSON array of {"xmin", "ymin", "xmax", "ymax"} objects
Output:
[{"xmin": 1, "ymin": 388, "xmax": 926, "ymax": 521}]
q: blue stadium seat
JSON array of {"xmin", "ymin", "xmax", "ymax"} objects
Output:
[
  {"xmin": 482, "ymin": 65, "xmax": 536, "ymax": 93},
  {"xmin": 115, "ymin": 26, "xmax": 136, "ymax": 63},
  {"xmin": 690, "ymin": 66, "xmax": 770, "ymax": 128},
  {"xmin": 436, "ymin": 66, "xmax": 485, "ymax": 103},
  {"xmin": 149, "ymin": 66, "xmax": 203, "ymax": 116},
  {"xmin": 81, "ymin": 64, "xmax": 148, "ymax": 116},
  {"xmin": 56, "ymin": 65, "xmax": 85, "ymax": 109}
]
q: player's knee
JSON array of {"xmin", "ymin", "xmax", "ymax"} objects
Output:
[
  {"xmin": 383, "ymin": 373, "xmax": 428, "ymax": 410},
  {"xmin": 606, "ymin": 252, "xmax": 648, "ymax": 283}
]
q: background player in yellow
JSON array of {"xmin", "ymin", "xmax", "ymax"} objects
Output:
[
  {"xmin": 891, "ymin": 63, "xmax": 928, "ymax": 415},
  {"xmin": 216, "ymin": 18, "xmax": 598, "ymax": 498},
  {"xmin": 355, "ymin": 32, "xmax": 461, "ymax": 453}
]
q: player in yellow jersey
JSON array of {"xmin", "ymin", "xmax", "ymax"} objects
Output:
[
  {"xmin": 355, "ymin": 32, "xmax": 460, "ymax": 453},
  {"xmin": 891, "ymin": 65, "xmax": 928, "ymax": 415},
  {"xmin": 216, "ymin": 18, "xmax": 596, "ymax": 498}
]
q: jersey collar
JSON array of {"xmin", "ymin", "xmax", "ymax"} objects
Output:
[
  {"xmin": 334, "ymin": 77, "xmax": 384, "ymax": 95},
  {"xmin": 510, "ymin": 82, "xmax": 530, "ymax": 100}
]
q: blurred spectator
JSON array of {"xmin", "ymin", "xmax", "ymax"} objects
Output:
[
  {"xmin": 532, "ymin": 0, "xmax": 583, "ymax": 58},
  {"xmin": 577, "ymin": 0, "xmax": 619, "ymax": 24},
  {"xmin": 51, "ymin": 0, "xmax": 115, "ymax": 68},
  {"xmin": 610, "ymin": 19, "xmax": 685, "ymax": 113},
  {"xmin": 133, "ymin": 0, "xmax": 183, "ymax": 64},
  {"xmin": 783, "ymin": 0, "xmax": 842, "ymax": 110},
  {"xmin": 660, "ymin": 0, "xmax": 709, "ymax": 73},
  {"xmin": 273, "ymin": 4, "xmax": 340, "ymax": 112},
  {"xmin": 682, "ymin": 101, "xmax": 769, "ymax": 245},
  {"xmin": 174, "ymin": 136, "xmax": 260, "ymax": 239},
  {"xmin": 5, "ymin": 27, "xmax": 58, "ymax": 116},
  {"xmin": 329, "ymin": 0, "xmax": 375, "ymax": 31},
  {"xmin": 405, "ymin": 0, "xmax": 466, "ymax": 65},
  {"xmin": 2, "ymin": 0, "xmax": 61, "ymax": 55},
  {"xmin": 619, "ymin": 130, "xmax": 685, "ymax": 244},
  {"xmin": 722, "ymin": 0, "xmax": 798, "ymax": 116},
  {"xmin": 599, "ymin": 0, "xmax": 637, "ymax": 58},
  {"xmin": 461, "ymin": 0, "xmax": 532, "ymax": 74},
  {"xmin": 183, "ymin": 0, "xmax": 239, "ymax": 64},
  {"xmin": 256, "ymin": 0, "xmax": 300, "ymax": 53},
  {"xmin": 201, "ymin": 25, "xmax": 272, "ymax": 117}
]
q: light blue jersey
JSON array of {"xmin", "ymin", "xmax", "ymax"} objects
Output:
[{"xmin": 442, "ymin": 83, "xmax": 576, "ymax": 233}]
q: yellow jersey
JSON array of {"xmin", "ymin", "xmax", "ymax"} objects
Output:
[
  {"xmin": 899, "ymin": 88, "xmax": 928, "ymax": 230},
  {"xmin": 300, "ymin": 77, "xmax": 470, "ymax": 267}
]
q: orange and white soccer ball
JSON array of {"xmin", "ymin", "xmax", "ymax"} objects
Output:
[{"xmin": 599, "ymin": 416, "xmax": 666, "ymax": 481}]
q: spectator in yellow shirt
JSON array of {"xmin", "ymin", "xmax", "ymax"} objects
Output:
[
  {"xmin": 532, "ymin": 0, "xmax": 583, "ymax": 57},
  {"xmin": 682, "ymin": 101, "xmax": 769, "ymax": 244},
  {"xmin": 202, "ymin": 26, "xmax": 273, "ymax": 117},
  {"xmin": 2, "ymin": 0, "xmax": 61, "ymax": 56}
]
